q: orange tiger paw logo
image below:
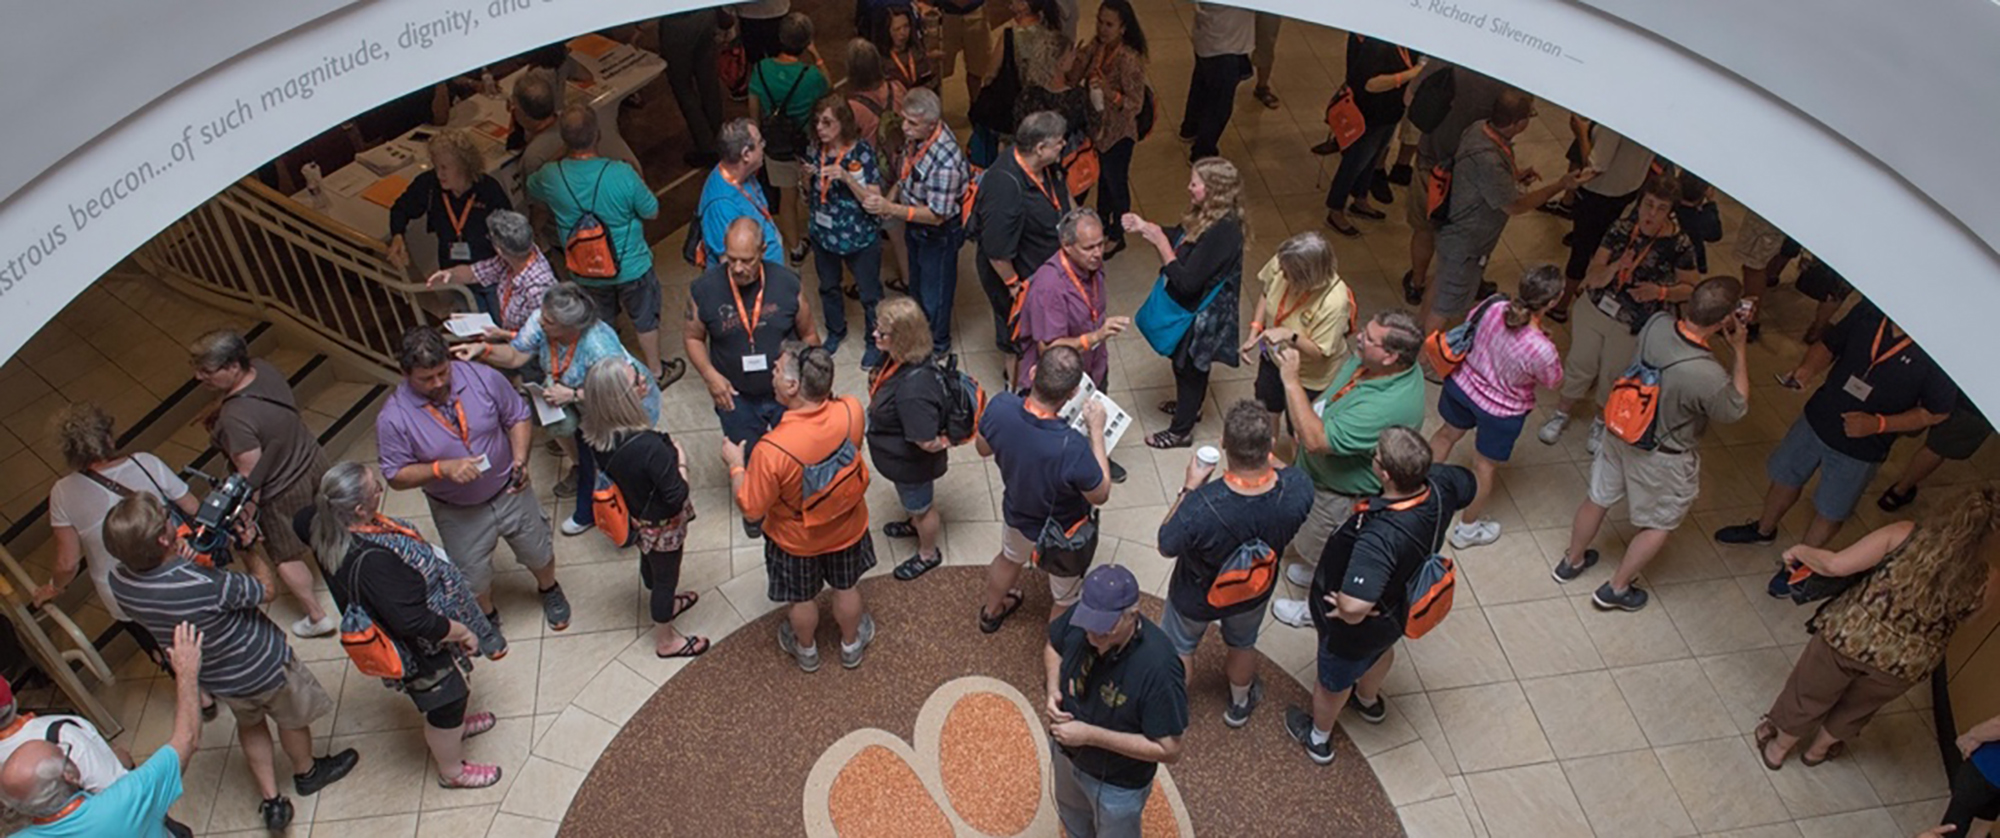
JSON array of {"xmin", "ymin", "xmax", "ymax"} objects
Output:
[{"xmin": 803, "ymin": 676, "xmax": 1193, "ymax": 837}]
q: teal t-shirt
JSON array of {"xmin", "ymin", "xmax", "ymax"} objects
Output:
[
  {"xmin": 525, "ymin": 157, "xmax": 659, "ymax": 284},
  {"xmin": 1298, "ymin": 358, "xmax": 1427, "ymax": 496},
  {"xmin": 749, "ymin": 59, "xmax": 831, "ymax": 129},
  {"xmin": 16, "ymin": 748, "xmax": 181, "ymax": 838}
]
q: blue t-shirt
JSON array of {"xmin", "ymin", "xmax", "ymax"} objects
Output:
[
  {"xmin": 16, "ymin": 748, "xmax": 182, "ymax": 838},
  {"xmin": 978, "ymin": 392, "xmax": 1103, "ymax": 537},
  {"xmin": 525, "ymin": 157, "xmax": 659, "ymax": 284},
  {"xmin": 510, "ymin": 317, "xmax": 661, "ymax": 421},
  {"xmin": 802, "ymin": 140, "xmax": 883, "ymax": 255},
  {"xmin": 698, "ymin": 168, "xmax": 784, "ymax": 264},
  {"xmin": 1974, "ymin": 741, "xmax": 2000, "ymax": 786}
]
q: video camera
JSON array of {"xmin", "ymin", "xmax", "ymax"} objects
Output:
[{"xmin": 179, "ymin": 469, "xmax": 256, "ymax": 567}]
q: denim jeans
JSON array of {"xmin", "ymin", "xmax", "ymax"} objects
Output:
[
  {"xmin": 905, "ymin": 223, "xmax": 964, "ymax": 355},
  {"xmin": 1052, "ymin": 746, "xmax": 1150, "ymax": 838},
  {"xmin": 1325, "ymin": 121, "xmax": 1398, "ymax": 210},
  {"xmin": 813, "ymin": 239, "xmax": 883, "ymax": 342}
]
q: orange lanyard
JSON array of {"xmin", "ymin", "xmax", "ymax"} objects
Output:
[
  {"xmin": 731, "ymin": 268, "xmax": 768, "ymax": 336},
  {"xmin": 1222, "ymin": 469, "xmax": 1276, "ymax": 491},
  {"xmin": 818, "ymin": 143, "xmax": 854, "ymax": 204},
  {"xmin": 499, "ymin": 251, "xmax": 538, "ymax": 316},
  {"xmin": 32, "ymin": 796, "xmax": 84, "ymax": 825},
  {"xmin": 1480, "ymin": 123, "xmax": 1517, "ymax": 177},
  {"xmin": 1326, "ymin": 364, "xmax": 1382, "ymax": 406},
  {"xmin": 1358, "ymin": 487, "xmax": 1431, "ymax": 514},
  {"xmin": 352, "ymin": 514, "xmax": 423, "ymax": 540},
  {"xmin": 869, "ymin": 359, "xmax": 903, "ymax": 399},
  {"xmin": 440, "ymin": 188, "xmax": 476, "ymax": 238},
  {"xmin": 0, "ymin": 711, "xmax": 35, "ymax": 740},
  {"xmin": 1864, "ymin": 319, "xmax": 1913, "ymax": 380},
  {"xmin": 424, "ymin": 399, "xmax": 473, "ymax": 454},
  {"xmin": 1091, "ymin": 42, "xmax": 1120, "ymax": 82},
  {"xmin": 901, "ymin": 127, "xmax": 943, "ymax": 185},
  {"xmin": 548, "ymin": 335, "xmax": 580, "ymax": 381},
  {"xmin": 725, "ymin": 170, "xmax": 775, "ymax": 223},
  {"xmin": 1272, "ymin": 287, "xmax": 1309, "ymax": 329},
  {"xmin": 1025, "ymin": 399, "xmax": 1059, "ymax": 420},
  {"xmin": 1014, "ymin": 149, "xmax": 1060, "ymax": 211},
  {"xmin": 1676, "ymin": 321, "xmax": 1710, "ymax": 348},
  {"xmin": 1057, "ymin": 253, "xmax": 1101, "ymax": 322},
  {"xmin": 1613, "ymin": 223, "xmax": 1661, "ymax": 289},
  {"xmin": 892, "ymin": 49, "xmax": 918, "ymax": 83}
]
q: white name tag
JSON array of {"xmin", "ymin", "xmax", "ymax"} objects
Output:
[
  {"xmin": 742, "ymin": 353, "xmax": 769, "ymax": 373},
  {"xmin": 473, "ymin": 454, "xmax": 491, "ymax": 473},
  {"xmin": 1595, "ymin": 293, "xmax": 1623, "ymax": 320},
  {"xmin": 449, "ymin": 241, "xmax": 472, "ymax": 262},
  {"xmin": 1843, "ymin": 375, "xmax": 1874, "ymax": 401},
  {"xmin": 813, "ymin": 211, "xmax": 834, "ymax": 228}
]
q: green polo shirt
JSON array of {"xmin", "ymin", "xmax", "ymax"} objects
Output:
[{"xmin": 1298, "ymin": 358, "xmax": 1426, "ymax": 496}]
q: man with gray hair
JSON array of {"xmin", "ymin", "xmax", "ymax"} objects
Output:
[
  {"xmin": 426, "ymin": 209, "xmax": 557, "ymax": 334},
  {"xmin": 1267, "ymin": 309, "xmax": 1428, "ymax": 628},
  {"xmin": 698, "ymin": 118, "xmax": 784, "ymax": 264},
  {"xmin": 2, "ymin": 624, "xmax": 204, "ymax": 838},
  {"xmin": 1017, "ymin": 208, "xmax": 1130, "ymax": 481},
  {"xmin": 973, "ymin": 110, "xmax": 1073, "ymax": 355},
  {"xmin": 863, "ymin": 87, "xmax": 970, "ymax": 355},
  {"xmin": 513, "ymin": 68, "xmax": 643, "ymax": 253}
]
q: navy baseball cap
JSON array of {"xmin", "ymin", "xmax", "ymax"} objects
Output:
[{"xmin": 1071, "ymin": 565, "xmax": 1140, "ymax": 634}]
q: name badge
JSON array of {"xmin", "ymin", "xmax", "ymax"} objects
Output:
[
  {"xmin": 743, "ymin": 353, "xmax": 769, "ymax": 373},
  {"xmin": 1596, "ymin": 293, "xmax": 1623, "ymax": 320},
  {"xmin": 449, "ymin": 241, "xmax": 472, "ymax": 262},
  {"xmin": 473, "ymin": 453, "xmax": 491, "ymax": 473},
  {"xmin": 813, "ymin": 211, "xmax": 834, "ymax": 229},
  {"xmin": 1843, "ymin": 375, "xmax": 1874, "ymax": 401}
]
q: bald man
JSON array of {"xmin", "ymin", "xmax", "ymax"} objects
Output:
[{"xmin": 3, "ymin": 624, "xmax": 204, "ymax": 838}]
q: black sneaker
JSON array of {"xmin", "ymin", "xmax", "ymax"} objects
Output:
[
  {"xmin": 260, "ymin": 796, "xmax": 295, "ymax": 830},
  {"xmin": 1388, "ymin": 163, "xmax": 1414, "ymax": 186},
  {"xmin": 1223, "ymin": 677, "xmax": 1263, "ymax": 728},
  {"xmin": 1309, "ymin": 138, "xmax": 1340, "ymax": 156},
  {"xmin": 1714, "ymin": 522, "xmax": 1776, "ymax": 545},
  {"xmin": 1592, "ymin": 583, "xmax": 1650, "ymax": 612},
  {"xmin": 1283, "ymin": 706, "xmax": 1335, "ymax": 765},
  {"xmin": 1346, "ymin": 692, "xmax": 1387, "ymax": 725},
  {"xmin": 294, "ymin": 748, "xmax": 359, "ymax": 796},
  {"xmin": 1401, "ymin": 271, "xmax": 1425, "ymax": 306},
  {"xmin": 1369, "ymin": 175, "xmax": 1395, "ymax": 205},
  {"xmin": 163, "ymin": 816, "xmax": 194, "ymax": 838},
  {"xmin": 1552, "ymin": 548, "xmax": 1599, "ymax": 583},
  {"xmin": 1108, "ymin": 460, "xmax": 1128, "ymax": 484}
]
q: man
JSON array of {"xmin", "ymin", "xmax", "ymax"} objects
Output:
[
  {"xmin": 1423, "ymin": 90, "xmax": 1594, "ymax": 334},
  {"xmin": 104, "ymin": 495, "xmax": 357, "ymax": 830},
  {"xmin": 700, "ymin": 118, "xmax": 786, "ymax": 265},
  {"xmin": 975, "ymin": 111, "xmax": 1073, "ymax": 356},
  {"xmin": 1157, "ymin": 400, "xmax": 1313, "ymax": 727},
  {"xmin": 1401, "ymin": 62, "xmax": 1504, "ymax": 308},
  {"xmin": 1555, "ymin": 277, "xmax": 1752, "ymax": 611},
  {"xmin": 1045, "ymin": 564, "xmax": 1188, "ymax": 835},
  {"xmin": 933, "ymin": 0, "xmax": 991, "ymax": 106},
  {"xmin": 188, "ymin": 329, "xmax": 336, "ymax": 637},
  {"xmin": 1268, "ymin": 311, "xmax": 1428, "ymax": 628},
  {"xmin": 1284, "ymin": 426, "xmax": 1474, "ymax": 765},
  {"xmin": 1561, "ymin": 123, "xmax": 1657, "ymax": 296},
  {"xmin": 1250, "ymin": 12, "xmax": 1283, "ymax": 109},
  {"xmin": 977, "ymin": 346, "xmax": 1111, "ymax": 631},
  {"xmin": 0, "ymin": 677, "xmax": 131, "ymax": 802},
  {"xmin": 722, "ymin": 342, "xmax": 879, "ymax": 672},
  {"xmin": 686, "ymin": 218, "xmax": 820, "ymax": 530},
  {"xmin": 377, "ymin": 327, "xmax": 569, "ymax": 632},
  {"xmin": 864, "ymin": 88, "xmax": 971, "ymax": 355},
  {"xmin": 512, "ymin": 68, "xmax": 643, "ymax": 255},
  {"xmin": 1178, "ymin": 2, "xmax": 1254, "ymax": 162},
  {"xmin": 658, "ymin": 8, "xmax": 727, "ymax": 169},
  {"xmin": 2, "ymin": 624, "xmax": 203, "ymax": 838},
  {"xmin": 525, "ymin": 106, "xmax": 674, "ymax": 388},
  {"xmin": 1018, "ymin": 209, "xmax": 1131, "ymax": 481},
  {"xmin": 1716, "ymin": 300, "xmax": 1954, "ymax": 554}
]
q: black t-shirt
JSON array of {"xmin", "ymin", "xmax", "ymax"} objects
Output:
[
  {"xmin": 1161, "ymin": 466, "xmax": 1314, "ymax": 622},
  {"xmin": 976, "ymin": 150, "xmax": 1071, "ymax": 278},
  {"xmin": 1803, "ymin": 301, "xmax": 1957, "ymax": 463},
  {"xmin": 1310, "ymin": 464, "xmax": 1475, "ymax": 660},
  {"xmin": 690, "ymin": 262, "xmax": 804, "ymax": 397},
  {"xmin": 597, "ymin": 430, "xmax": 692, "ymax": 521},
  {"xmin": 387, "ymin": 171, "xmax": 513, "ymax": 267},
  {"xmin": 866, "ymin": 360, "xmax": 950, "ymax": 485},
  {"xmin": 1049, "ymin": 609, "xmax": 1189, "ymax": 789},
  {"xmin": 1345, "ymin": 34, "xmax": 1418, "ymax": 127},
  {"xmin": 294, "ymin": 508, "xmax": 454, "ymax": 675}
]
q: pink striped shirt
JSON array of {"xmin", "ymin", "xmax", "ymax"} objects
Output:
[{"xmin": 1454, "ymin": 300, "xmax": 1564, "ymax": 417}]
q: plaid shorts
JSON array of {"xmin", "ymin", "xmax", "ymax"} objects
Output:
[{"xmin": 765, "ymin": 536, "xmax": 878, "ymax": 603}]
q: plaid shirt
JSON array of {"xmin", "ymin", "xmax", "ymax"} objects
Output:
[
  {"xmin": 468, "ymin": 247, "xmax": 557, "ymax": 332},
  {"xmin": 897, "ymin": 125, "xmax": 970, "ymax": 223}
]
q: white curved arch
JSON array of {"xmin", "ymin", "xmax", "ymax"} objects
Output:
[{"xmin": 2, "ymin": 0, "xmax": 1995, "ymax": 409}]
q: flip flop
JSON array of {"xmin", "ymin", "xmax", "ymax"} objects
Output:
[
  {"xmin": 657, "ymin": 635, "xmax": 711, "ymax": 659},
  {"xmin": 668, "ymin": 591, "xmax": 700, "ymax": 621},
  {"xmin": 979, "ymin": 590, "xmax": 1024, "ymax": 634}
]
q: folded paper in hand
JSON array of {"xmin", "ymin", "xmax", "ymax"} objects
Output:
[
  {"xmin": 445, "ymin": 313, "xmax": 497, "ymax": 338},
  {"xmin": 1057, "ymin": 377, "xmax": 1132, "ymax": 451}
]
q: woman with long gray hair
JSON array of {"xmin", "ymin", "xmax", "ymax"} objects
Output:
[{"xmin": 295, "ymin": 462, "xmax": 506, "ymax": 789}]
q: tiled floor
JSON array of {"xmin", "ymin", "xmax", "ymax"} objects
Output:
[{"xmin": 16, "ymin": 2, "xmax": 1991, "ymax": 836}]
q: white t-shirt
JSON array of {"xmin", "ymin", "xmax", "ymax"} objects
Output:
[
  {"xmin": 1194, "ymin": 3, "xmax": 1257, "ymax": 58},
  {"xmin": 1584, "ymin": 125, "xmax": 1656, "ymax": 198},
  {"xmin": 0, "ymin": 714, "xmax": 128, "ymax": 792},
  {"xmin": 46, "ymin": 454, "xmax": 189, "ymax": 623}
]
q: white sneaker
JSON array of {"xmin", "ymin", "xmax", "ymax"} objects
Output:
[
  {"xmin": 1449, "ymin": 520, "xmax": 1502, "ymax": 549},
  {"xmin": 1537, "ymin": 413, "xmax": 1571, "ymax": 445},
  {"xmin": 291, "ymin": 614, "xmax": 338, "ymax": 638},
  {"xmin": 1586, "ymin": 417, "xmax": 1606, "ymax": 455},
  {"xmin": 1285, "ymin": 562, "xmax": 1315, "ymax": 589},
  {"xmin": 1272, "ymin": 598, "xmax": 1312, "ymax": 628},
  {"xmin": 559, "ymin": 516, "xmax": 593, "ymax": 536}
]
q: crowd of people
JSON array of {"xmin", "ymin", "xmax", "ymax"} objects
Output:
[{"xmin": 5, "ymin": 3, "xmax": 1996, "ymax": 837}]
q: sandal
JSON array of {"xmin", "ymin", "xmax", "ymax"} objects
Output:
[
  {"xmin": 1753, "ymin": 719, "xmax": 1784, "ymax": 770},
  {"xmin": 1156, "ymin": 401, "xmax": 1203, "ymax": 422},
  {"xmin": 657, "ymin": 358, "xmax": 687, "ymax": 390},
  {"xmin": 657, "ymin": 635, "xmax": 711, "ymax": 659},
  {"xmin": 883, "ymin": 520, "xmax": 918, "ymax": 539},
  {"xmin": 1401, "ymin": 270, "xmax": 1425, "ymax": 306},
  {"xmin": 1324, "ymin": 213, "xmax": 1361, "ymax": 237},
  {"xmin": 979, "ymin": 590, "xmax": 1024, "ymax": 634},
  {"xmin": 893, "ymin": 552, "xmax": 943, "ymax": 581},
  {"xmin": 1146, "ymin": 430, "xmax": 1193, "ymax": 450},
  {"xmin": 460, "ymin": 711, "xmax": 497, "ymax": 740},
  {"xmin": 1801, "ymin": 741, "xmax": 1846, "ymax": 767},
  {"xmin": 669, "ymin": 590, "xmax": 700, "ymax": 621},
  {"xmin": 438, "ymin": 762, "xmax": 502, "ymax": 790},
  {"xmin": 1877, "ymin": 485, "xmax": 1917, "ymax": 512}
]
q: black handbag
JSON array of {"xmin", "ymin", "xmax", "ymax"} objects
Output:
[{"xmin": 968, "ymin": 29, "xmax": 1021, "ymax": 133}]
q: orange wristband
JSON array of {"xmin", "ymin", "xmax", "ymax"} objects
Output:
[
  {"xmin": 729, "ymin": 466, "xmax": 745, "ymax": 476},
  {"xmin": 1876, "ymin": 415, "xmax": 1888, "ymax": 434},
  {"xmin": 1250, "ymin": 320, "xmax": 1263, "ymax": 332},
  {"xmin": 432, "ymin": 461, "xmax": 444, "ymax": 479},
  {"xmin": 1079, "ymin": 334, "xmax": 1092, "ymax": 351},
  {"xmin": 905, "ymin": 206, "xmax": 916, "ymax": 222}
]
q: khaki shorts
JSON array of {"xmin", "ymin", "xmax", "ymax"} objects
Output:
[
  {"xmin": 1000, "ymin": 526, "xmax": 1086, "ymax": 607},
  {"xmin": 939, "ymin": 11, "xmax": 991, "ymax": 80},
  {"xmin": 1399, "ymin": 119, "xmax": 1420, "ymax": 147},
  {"xmin": 1405, "ymin": 162, "xmax": 1436, "ymax": 233},
  {"xmin": 221, "ymin": 655, "xmax": 335, "ymax": 730},
  {"xmin": 429, "ymin": 487, "xmax": 554, "ymax": 594},
  {"xmin": 1588, "ymin": 441, "xmax": 1700, "ymax": 531},
  {"xmin": 259, "ymin": 453, "xmax": 331, "ymax": 563},
  {"xmin": 1290, "ymin": 487, "xmax": 1361, "ymax": 567},
  {"xmin": 766, "ymin": 156, "xmax": 802, "ymax": 189},
  {"xmin": 1733, "ymin": 211, "xmax": 1786, "ymax": 270}
]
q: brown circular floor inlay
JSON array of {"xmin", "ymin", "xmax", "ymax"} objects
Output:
[{"xmin": 561, "ymin": 567, "xmax": 1406, "ymax": 837}]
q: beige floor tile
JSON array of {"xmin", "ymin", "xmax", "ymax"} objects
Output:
[
  {"xmin": 411, "ymin": 717, "xmax": 533, "ymax": 813},
  {"xmin": 204, "ymin": 744, "xmax": 323, "ymax": 833},
  {"xmin": 1398, "ymin": 795, "xmax": 1476, "ymax": 838},
  {"xmin": 1448, "ymin": 775, "xmax": 1490, "ymax": 838},
  {"xmin": 1464, "ymin": 763, "xmax": 1594, "ymax": 838},
  {"xmin": 1561, "ymin": 749, "xmax": 1698, "ymax": 836},
  {"xmin": 497, "ymin": 755, "xmax": 585, "ymax": 823},
  {"xmin": 1612, "ymin": 659, "xmax": 1741, "ymax": 746},
  {"xmin": 1698, "ymin": 648, "xmax": 1796, "ymax": 735},
  {"xmin": 717, "ymin": 562, "xmax": 781, "ymax": 623},
  {"xmin": 1851, "ymin": 710, "xmax": 1952, "ymax": 805},
  {"xmin": 1454, "ymin": 529, "xmax": 1571, "ymax": 606},
  {"xmin": 1485, "ymin": 597, "xmax": 1605, "ymax": 679},
  {"xmin": 1732, "ymin": 573, "xmax": 1817, "ymax": 647},
  {"xmin": 1368, "ymin": 739, "xmax": 1456, "ymax": 807},
  {"xmin": 1430, "ymin": 682, "xmax": 1555, "ymax": 774},
  {"xmin": 1407, "ymin": 606, "xmax": 1516, "ymax": 690},
  {"xmin": 470, "ymin": 638, "xmax": 543, "ymax": 721},
  {"xmin": 1654, "ymin": 579, "xmax": 1778, "ymax": 656},
  {"xmin": 417, "ymin": 805, "xmax": 499, "ymax": 838},
  {"xmin": 1392, "ymin": 691, "xmax": 1462, "ymax": 778},
  {"xmin": 533, "ymin": 705, "xmax": 620, "ymax": 771},
  {"xmin": 535, "ymin": 628, "xmax": 641, "ymax": 715},
  {"xmin": 549, "ymin": 559, "xmax": 643, "ymax": 635},
  {"xmin": 1519, "ymin": 671, "xmax": 1650, "ymax": 759},
  {"xmin": 1340, "ymin": 694, "xmax": 1421, "ymax": 758},
  {"xmin": 1764, "ymin": 736, "xmax": 1884, "ymax": 819},
  {"xmin": 315, "ymin": 730, "xmax": 432, "ymax": 821},
  {"xmin": 1501, "ymin": 463, "xmax": 1589, "ymax": 532},
  {"xmin": 1655, "ymin": 737, "xmax": 1789, "ymax": 832},
  {"xmin": 166, "ymin": 746, "xmax": 229, "ymax": 834},
  {"xmin": 1707, "ymin": 826, "xmax": 1805, "ymax": 838},
  {"xmin": 311, "ymin": 813, "xmax": 417, "ymax": 837},
  {"xmin": 1529, "ymin": 526, "xmax": 1630, "ymax": 594},
  {"xmin": 1881, "ymin": 797, "xmax": 1951, "ymax": 836},
  {"xmin": 1612, "ymin": 521, "xmax": 1730, "ymax": 586},
  {"xmin": 1572, "ymin": 592, "xmax": 1693, "ymax": 667},
  {"xmin": 485, "ymin": 812, "xmax": 560, "ymax": 838},
  {"xmin": 1793, "ymin": 807, "xmax": 1904, "ymax": 838}
]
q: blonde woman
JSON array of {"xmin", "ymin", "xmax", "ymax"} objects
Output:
[
  {"xmin": 1124, "ymin": 157, "xmax": 1248, "ymax": 449},
  {"xmin": 1241, "ymin": 232, "xmax": 1351, "ymax": 460},
  {"xmin": 578, "ymin": 359, "xmax": 706, "ymax": 658},
  {"xmin": 387, "ymin": 128, "xmax": 511, "ymax": 315},
  {"xmin": 866, "ymin": 298, "xmax": 952, "ymax": 580},
  {"xmin": 1757, "ymin": 488, "xmax": 2000, "ymax": 770}
]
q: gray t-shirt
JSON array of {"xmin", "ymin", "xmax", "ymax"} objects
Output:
[
  {"xmin": 1635, "ymin": 313, "xmax": 1749, "ymax": 452},
  {"xmin": 1414, "ymin": 66, "xmax": 1504, "ymax": 165},
  {"xmin": 1436, "ymin": 121, "xmax": 1518, "ymax": 262}
]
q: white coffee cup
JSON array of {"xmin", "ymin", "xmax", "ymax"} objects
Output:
[
  {"xmin": 1090, "ymin": 86, "xmax": 1106, "ymax": 112},
  {"xmin": 1195, "ymin": 445, "xmax": 1221, "ymax": 467}
]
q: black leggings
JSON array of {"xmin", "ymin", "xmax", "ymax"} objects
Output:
[
  {"xmin": 1941, "ymin": 760, "xmax": 2000, "ymax": 835},
  {"xmin": 425, "ymin": 696, "xmax": 468, "ymax": 729},
  {"xmin": 1170, "ymin": 363, "xmax": 1209, "ymax": 436},
  {"xmin": 641, "ymin": 549, "xmax": 687, "ymax": 624}
]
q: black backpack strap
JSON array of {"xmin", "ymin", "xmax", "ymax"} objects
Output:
[
  {"xmin": 43, "ymin": 718, "xmax": 77, "ymax": 744},
  {"xmin": 80, "ymin": 469, "xmax": 135, "ymax": 499}
]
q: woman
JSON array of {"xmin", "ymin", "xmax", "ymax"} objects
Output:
[
  {"xmin": 1323, "ymin": 34, "xmax": 1423, "ymax": 237},
  {"xmin": 866, "ymin": 298, "xmax": 951, "ymax": 580},
  {"xmin": 749, "ymin": 12, "xmax": 833, "ymax": 263},
  {"xmin": 804, "ymin": 94, "xmax": 887, "ymax": 368},
  {"xmin": 968, "ymin": 0, "xmax": 1063, "ymax": 166},
  {"xmin": 847, "ymin": 38, "xmax": 914, "ymax": 295},
  {"xmin": 1240, "ymin": 232, "xmax": 1350, "ymax": 460},
  {"xmin": 1940, "ymin": 712, "xmax": 2000, "ymax": 835},
  {"xmin": 873, "ymin": 5, "xmax": 937, "ymax": 94},
  {"xmin": 305, "ymin": 462, "xmax": 504, "ymax": 789},
  {"xmin": 1125, "ymin": 157, "xmax": 1247, "ymax": 449},
  {"xmin": 424, "ymin": 209, "xmax": 557, "ymax": 336},
  {"xmin": 1068, "ymin": 0, "xmax": 1147, "ymax": 258},
  {"xmin": 451, "ymin": 282, "xmax": 661, "ymax": 533},
  {"xmin": 1429, "ymin": 265, "xmax": 1566, "ymax": 549},
  {"xmin": 387, "ymin": 129, "xmax": 510, "ymax": 313},
  {"xmin": 579, "ymin": 360, "xmax": 708, "ymax": 658},
  {"xmin": 1755, "ymin": 488, "xmax": 2000, "ymax": 770}
]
